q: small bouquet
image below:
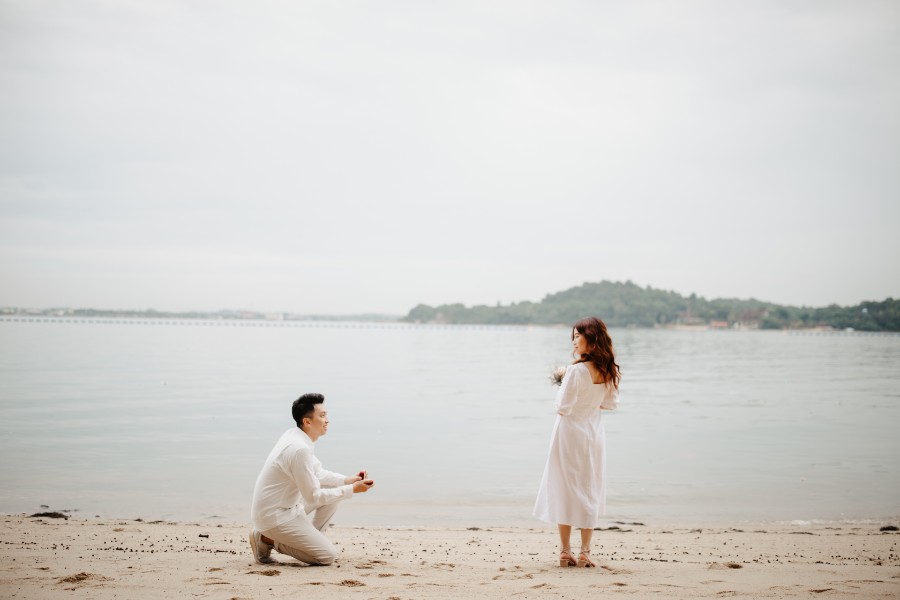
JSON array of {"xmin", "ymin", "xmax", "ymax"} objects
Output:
[{"xmin": 550, "ymin": 365, "xmax": 567, "ymax": 386}]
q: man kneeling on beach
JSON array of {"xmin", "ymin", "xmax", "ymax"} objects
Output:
[{"xmin": 249, "ymin": 393, "xmax": 374, "ymax": 565}]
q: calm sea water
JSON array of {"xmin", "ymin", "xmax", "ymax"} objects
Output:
[{"xmin": 1, "ymin": 319, "xmax": 898, "ymax": 527}]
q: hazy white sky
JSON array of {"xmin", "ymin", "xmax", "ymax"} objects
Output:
[{"xmin": 2, "ymin": 1, "xmax": 898, "ymax": 314}]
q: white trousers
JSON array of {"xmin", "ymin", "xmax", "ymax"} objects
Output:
[{"xmin": 262, "ymin": 501, "xmax": 341, "ymax": 565}]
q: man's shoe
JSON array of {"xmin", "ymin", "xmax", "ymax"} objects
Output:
[{"xmin": 249, "ymin": 528, "xmax": 274, "ymax": 564}]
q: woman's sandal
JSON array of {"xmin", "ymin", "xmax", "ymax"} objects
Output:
[
  {"xmin": 576, "ymin": 547, "xmax": 596, "ymax": 568},
  {"xmin": 559, "ymin": 547, "xmax": 577, "ymax": 567}
]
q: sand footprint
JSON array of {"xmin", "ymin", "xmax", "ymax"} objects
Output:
[
  {"xmin": 58, "ymin": 572, "xmax": 109, "ymax": 585},
  {"xmin": 56, "ymin": 572, "xmax": 111, "ymax": 592},
  {"xmin": 355, "ymin": 559, "xmax": 387, "ymax": 569},
  {"xmin": 246, "ymin": 569, "xmax": 280, "ymax": 576},
  {"xmin": 601, "ymin": 565, "xmax": 633, "ymax": 574}
]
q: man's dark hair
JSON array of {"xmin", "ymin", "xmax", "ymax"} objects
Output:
[{"xmin": 292, "ymin": 393, "xmax": 325, "ymax": 428}]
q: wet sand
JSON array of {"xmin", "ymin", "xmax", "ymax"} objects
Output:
[{"xmin": 1, "ymin": 515, "xmax": 898, "ymax": 599}]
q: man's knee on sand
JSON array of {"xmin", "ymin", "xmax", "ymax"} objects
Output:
[
  {"xmin": 310, "ymin": 545, "xmax": 338, "ymax": 565},
  {"xmin": 313, "ymin": 536, "xmax": 339, "ymax": 565},
  {"xmin": 270, "ymin": 535, "xmax": 338, "ymax": 566}
]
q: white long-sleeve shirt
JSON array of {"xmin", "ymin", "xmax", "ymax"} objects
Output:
[{"xmin": 251, "ymin": 427, "xmax": 352, "ymax": 531}]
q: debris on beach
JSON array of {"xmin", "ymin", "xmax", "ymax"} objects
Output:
[{"xmin": 30, "ymin": 512, "xmax": 69, "ymax": 520}]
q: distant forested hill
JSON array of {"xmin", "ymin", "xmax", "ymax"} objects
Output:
[{"xmin": 402, "ymin": 280, "xmax": 900, "ymax": 331}]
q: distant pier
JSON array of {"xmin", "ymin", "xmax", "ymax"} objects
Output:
[{"xmin": 0, "ymin": 316, "xmax": 530, "ymax": 332}]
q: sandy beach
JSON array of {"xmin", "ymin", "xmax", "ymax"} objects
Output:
[{"xmin": 1, "ymin": 515, "xmax": 897, "ymax": 599}]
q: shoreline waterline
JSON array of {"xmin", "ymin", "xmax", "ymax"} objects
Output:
[{"xmin": 7, "ymin": 502, "xmax": 899, "ymax": 532}]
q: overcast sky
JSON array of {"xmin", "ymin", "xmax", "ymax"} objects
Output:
[{"xmin": 1, "ymin": 1, "xmax": 898, "ymax": 314}]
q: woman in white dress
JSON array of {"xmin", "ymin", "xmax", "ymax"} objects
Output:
[{"xmin": 533, "ymin": 316, "xmax": 620, "ymax": 568}]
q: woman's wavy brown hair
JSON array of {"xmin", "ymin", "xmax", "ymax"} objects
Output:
[{"xmin": 572, "ymin": 316, "xmax": 621, "ymax": 389}]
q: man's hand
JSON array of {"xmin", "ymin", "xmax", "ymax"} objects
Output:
[
  {"xmin": 345, "ymin": 470, "xmax": 367, "ymax": 485},
  {"xmin": 347, "ymin": 470, "xmax": 373, "ymax": 492},
  {"xmin": 353, "ymin": 479, "xmax": 374, "ymax": 493}
]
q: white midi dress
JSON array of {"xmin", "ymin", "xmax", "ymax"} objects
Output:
[{"xmin": 533, "ymin": 362, "xmax": 619, "ymax": 529}]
